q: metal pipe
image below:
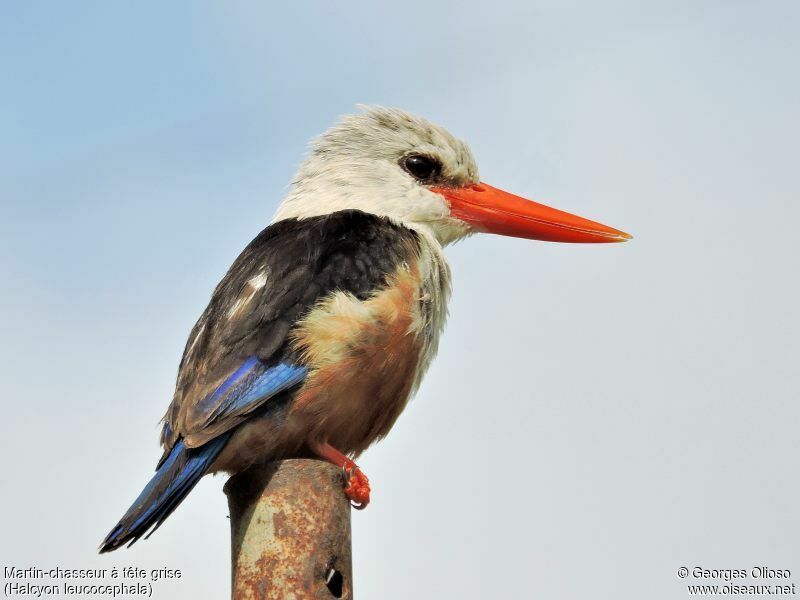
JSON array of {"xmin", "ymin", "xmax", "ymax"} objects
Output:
[{"xmin": 224, "ymin": 459, "xmax": 353, "ymax": 600}]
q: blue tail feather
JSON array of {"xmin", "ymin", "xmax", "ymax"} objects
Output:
[{"xmin": 99, "ymin": 433, "xmax": 230, "ymax": 553}]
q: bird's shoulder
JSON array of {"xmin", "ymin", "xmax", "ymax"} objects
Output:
[{"xmin": 212, "ymin": 210, "xmax": 422, "ymax": 318}]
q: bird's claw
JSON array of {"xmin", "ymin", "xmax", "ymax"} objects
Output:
[{"xmin": 341, "ymin": 466, "xmax": 370, "ymax": 510}]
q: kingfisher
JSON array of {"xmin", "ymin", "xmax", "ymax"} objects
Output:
[{"xmin": 99, "ymin": 106, "xmax": 631, "ymax": 553}]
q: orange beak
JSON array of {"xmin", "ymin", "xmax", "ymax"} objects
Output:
[{"xmin": 433, "ymin": 182, "xmax": 632, "ymax": 243}]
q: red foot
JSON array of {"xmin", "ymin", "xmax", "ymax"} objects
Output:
[
  {"xmin": 310, "ymin": 441, "xmax": 372, "ymax": 510},
  {"xmin": 343, "ymin": 467, "xmax": 370, "ymax": 509}
]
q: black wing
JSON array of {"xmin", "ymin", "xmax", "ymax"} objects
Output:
[{"xmin": 159, "ymin": 210, "xmax": 420, "ymax": 452}]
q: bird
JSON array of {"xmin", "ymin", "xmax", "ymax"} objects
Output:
[{"xmin": 99, "ymin": 106, "xmax": 631, "ymax": 553}]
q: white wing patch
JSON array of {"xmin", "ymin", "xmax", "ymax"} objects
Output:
[
  {"xmin": 227, "ymin": 268, "xmax": 270, "ymax": 319},
  {"xmin": 184, "ymin": 322, "xmax": 206, "ymax": 361}
]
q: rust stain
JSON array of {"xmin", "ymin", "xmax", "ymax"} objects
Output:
[{"xmin": 226, "ymin": 459, "xmax": 353, "ymax": 599}]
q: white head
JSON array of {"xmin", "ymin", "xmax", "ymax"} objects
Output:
[
  {"xmin": 274, "ymin": 106, "xmax": 631, "ymax": 247},
  {"xmin": 274, "ymin": 106, "xmax": 477, "ymax": 245}
]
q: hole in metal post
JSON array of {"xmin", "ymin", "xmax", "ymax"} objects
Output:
[{"xmin": 325, "ymin": 568, "xmax": 344, "ymax": 598}]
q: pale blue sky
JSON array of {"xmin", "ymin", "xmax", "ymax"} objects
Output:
[{"xmin": 2, "ymin": 2, "xmax": 798, "ymax": 598}]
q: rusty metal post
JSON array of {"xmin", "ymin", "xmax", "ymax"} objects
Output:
[{"xmin": 224, "ymin": 459, "xmax": 353, "ymax": 600}]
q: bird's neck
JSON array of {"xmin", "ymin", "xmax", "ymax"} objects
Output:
[{"xmin": 416, "ymin": 228, "xmax": 452, "ymax": 342}]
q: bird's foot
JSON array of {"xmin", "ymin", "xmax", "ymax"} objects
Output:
[
  {"xmin": 342, "ymin": 466, "xmax": 370, "ymax": 510},
  {"xmin": 310, "ymin": 441, "xmax": 372, "ymax": 510}
]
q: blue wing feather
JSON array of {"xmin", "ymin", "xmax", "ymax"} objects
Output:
[{"xmin": 192, "ymin": 358, "xmax": 308, "ymax": 427}]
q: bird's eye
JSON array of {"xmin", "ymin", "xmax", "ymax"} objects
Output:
[{"xmin": 401, "ymin": 154, "xmax": 441, "ymax": 181}]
